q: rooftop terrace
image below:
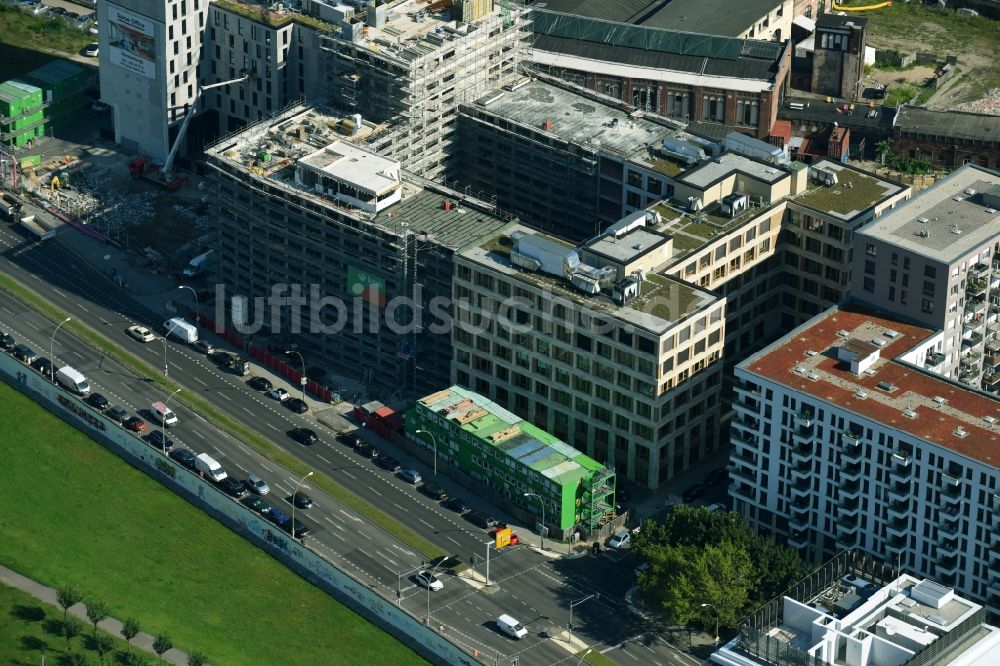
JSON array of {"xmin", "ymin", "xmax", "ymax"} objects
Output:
[
  {"xmin": 467, "ymin": 225, "xmax": 716, "ymax": 334},
  {"xmin": 652, "ymin": 200, "xmax": 780, "ymax": 260},
  {"xmin": 856, "ymin": 164, "xmax": 1000, "ymax": 262},
  {"xmin": 473, "ymin": 80, "xmax": 677, "ymax": 159},
  {"xmin": 791, "ymin": 160, "xmax": 906, "ymax": 221},
  {"xmin": 742, "ymin": 302, "xmax": 1000, "ymax": 467}
]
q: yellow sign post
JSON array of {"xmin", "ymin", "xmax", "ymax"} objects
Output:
[{"xmin": 494, "ymin": 527, "xmax": 511, "ymax": 549}]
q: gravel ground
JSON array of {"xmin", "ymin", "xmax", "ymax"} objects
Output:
[{"xmin": 951, "ymin": 88, "xmax": 1000, "ymax": 115}]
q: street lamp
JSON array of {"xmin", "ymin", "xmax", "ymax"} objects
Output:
[
  {"xmin": 576, "ymin": 648, "xmax": 593, "ymax": 665},
  {"xmin": 159, "ymin": 336, "xmax": 169, "ymax": 376},
  {"xmin": 177, "ymin": 285, "xmax": 199, "ymax": 325},
  {"xmin": 285, "ymin": 350, "xmax": 307, "ymax": 402},
  {"xmin": 414, "ymin": 429, "xmax": 437, "ymax": 477},
  {"xmin": 701, "ymin": 603, "xmax": 720, "ymax": 645},
  {"xmin": 568, "ymin": 593, "xmax": 598, "ymax": 646},
  {"xmin": 523, "ymin": 492, "xmax": 546, "ymax": 551},
  {"xmin": 49, "ymin": 317, "xmax": 71, "ymax": 381},
  {"xmin": 161, "ymin": 388, "xmax": 181, "ymax": 453},
  {"xmin": 425, "ymin": 554, "xmax": 457, "ymax": 624},
  {"xmin": 290, "ymin": 471, "xmax": 313, "ymax": 541}
]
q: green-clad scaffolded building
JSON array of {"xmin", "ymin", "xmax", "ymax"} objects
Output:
[{"xmin": 409, "ymin": 385, "xmax": 616, "ymax": 537}]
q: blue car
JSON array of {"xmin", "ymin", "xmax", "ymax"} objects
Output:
[{"xmin": 268, "ymin": 508, "xmax": 290, "ymax": 529}]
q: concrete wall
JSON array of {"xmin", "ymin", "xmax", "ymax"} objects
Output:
[{"xmin": 0, "ymin": 352, "xmax": 478, "ymax": 666}]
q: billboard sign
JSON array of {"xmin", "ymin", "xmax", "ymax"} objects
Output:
[
  {"xmin": 347, "ymin": 265, "xmax": 386, "ymax": 307},
  {"xmin": 107, "ymin": 4, "xmax": 157, "ymax": 79},
  {"xmin": 494, "ymin": 527, "xmax": 512, "ymax": 549}
]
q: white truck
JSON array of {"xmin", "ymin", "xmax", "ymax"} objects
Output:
[
  {"xmin": 182, "ymin": 250, "xmax": 215, "ymax": 277},
  {"xmin": 20, "ymin": 214, "xmax": 56, "ymax": 240},
  {"xmin": 194, "ymin": 453, "xmax": 227, "ymax": 482},
  {"xmin": 55, "ymin": 365, "xmax": 91, "ymax": 395},
  {"xmin": 163, "ymin": 317, "xmax": 198, "ymax": 343}
]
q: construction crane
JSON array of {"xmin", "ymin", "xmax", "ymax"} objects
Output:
[{"xmin": 129, "ymin": 73, "xmax": 249, "ymax": 190}]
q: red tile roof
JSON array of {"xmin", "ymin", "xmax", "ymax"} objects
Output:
[{"xmin": 747, "ymin": 303, "xmax": 1000, "ymax": 467}]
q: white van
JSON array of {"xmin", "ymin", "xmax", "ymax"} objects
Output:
[
  {"xmin": 55, "ymin": 366, "xmax": 91, "ymax": 395},
  {"xmin": 150, "ymin": 401, "xmax": 179, "ymax": 427},
  {"xmin": 194, "ymin": 453, "xmax": 227, "ymax": 482},
  {"xmin": 163, "ymin": 317, "xmax": 198, "ymax": 343},
  {"xmin": 496, "ymin": 614, "xmax": 528, "ymax": 640},
  {"xmin": 182, "ymin": 250, "xmax": 215, "ymax": 277}
]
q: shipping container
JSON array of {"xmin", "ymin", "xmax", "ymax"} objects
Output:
[
  {"xmin": 0, "ymin": 80, "xmax": 44, "ymax": 119},
  {"xmin": 24, "ymin": 61, "xmax": 89, "ymax": 102}
]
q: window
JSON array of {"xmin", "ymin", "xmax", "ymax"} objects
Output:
[
  {"xmin": 921, "ymin": 299, "xmax": 934, "ymax": 314},
  {"xmin": 924, "ymin": 265, "xmax": 936, "ymax": 278},
  {"xmin": 865, "ymin": 260, "xmax": 876, "ymax": 275},
  {"xmin": 863, "ymin": 277, "xmax": 875, "ymax": 292},
  {"xmin": 866, "ymin": 244, "xmax": 877, "ymax": 257}
]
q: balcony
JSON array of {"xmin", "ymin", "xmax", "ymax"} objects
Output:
[
  {"xmin": 733, "ymin": 415, "xmax": 760, "ymax": 432},
  {"xmin": 840, "ymin": 479, "xmax": 862, "ymax": 498},
  {"xmin": 734, "ymin": 393, "xmax": 761, "ymax": 413},
  {"xmin": 937, "ymin": 554, "xmax": 961, "ymax": 576},
  {"xmin": 791, "ymin": 424, "xmax": 815, "ymax": 444},
  {"xmin": 790, "ymin": 459, "xmax": 813, "ymax": 480},
  {"xmin": 888, "ymin": 534, "xmax": 907, "ymax": 549},
  {"xmin": 925, "ymin": 351, "xmax": 947, "ymax": 368},
  {"xmin": 970, "ymin": 263, "xmax": 991, "ymax": 279},
  {"xmin": 841, "ymin": 434, "xmax": 863, "ymax": 460},
  {"xmin": 886, "ymin": 497, "xmax": 909, "ymax": 517},
  {"xmin": 886, "ymin": 516, "xmax": 910, "ymax": 536},
  {"xmin": 793, "ymin": 410, "xmax": 814, "ymax": 429},
  {"xmin": 728, "ymin": 461, "xmax": 756, "ymax": 484},
  {"xmin": 732, "ymin": 446, "xmax": 758, "ymax": 464},
  {"xmin": 938, "ymin": 516, "xmax": 962, "ymax": 538},
  {"xmin": 835, "ymin": 528, "xmax": 859, "ymax": 551},
  {"xmin": 788, "ymin": 529, "xmax": 810, "ymax": 549},
  {"xmin": 965, "ymin": 297, "xmax": 988, "ymax": 316},
  {"xmin": 967, "ymin": 277, "xmax": 988, "ymax": 296},
  {"xmin": 790, "ymin": 442, "xmax": 814, "ymax": 463},
  {"xmin": 890, "ymin": 452, "xmax": 912, "ymax": 476},
  {"xmin": 982, "ymin": 371, "xmax": 1000, "ymax": 391},
  {"xmin": 940, "ymin": 473, "xmax": 963, "ymax": 497},
  {"xmin": 962, "ymin": 332, "xmax": 984, "ymax": 348},
  {"xmin": 836, "ymin": 509, "xmax": 860, "ymax": 527},
  {"xmin": 939, "ymin": 537, "xmax": 961, "ymax": 557},
  {"xmin": 841, "ymin": 460, "xmax": 863, "ymax": 481},
  {"xmin": 730, "ymin": 481, "xmax": 756, "ymax": 503}
]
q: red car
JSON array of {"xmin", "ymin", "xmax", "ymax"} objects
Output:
[
  {"xmin": 124, "ymin": 416, "xmax": 148, "ymax": 433},
  {"xmin": 491, "ymin": 527, "xmax": 519, "ymax": 546}
]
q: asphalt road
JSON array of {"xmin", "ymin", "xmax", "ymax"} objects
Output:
[{"xmin": 0, "ymin": 219, "xmax": 698, "ymax": 666}]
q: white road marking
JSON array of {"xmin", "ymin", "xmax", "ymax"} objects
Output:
[
  {"xmin": 188, "ymin": 429, "xmax": 206, "ymax": 440},
  {"xmin": 357, "ymin": 531, "xmax": 372, "ymax": 540},
  {"xmin": 265, "ymin": 423, "xmax": 278, "ymax": 431},
  {"xmin": 445, "ymin": 535, "xmax": 461, "ymax": 546},
  {"xmin": 241, "ymin": 406, "xmax": 253, "ymax": 415},
  {"xmin": 260, "ymin": 463, "xmax": 273, "ymax": 472},
  {"xmin": 219, "ymin": 393, "xmax": 232, "ymax": 401},
  {"xmin": 342, "ymin": 471, "xmax": 356, "ymax": 480},
  {"xmin": 51, "ymin": 288, "xmax": 67, "ymax": 298},
  {"xmin": 70, "ymin": 351, "xmax": 85, "ymax": 360},
  {"xmin": 376, "ymin": 551, "xmax": 399, "ymax": 567},
  {"xmin": 393, "ymin": 502, "xmax": 408, "ymax": 513},
  {"xmin": 419, "ymin": 518, "xmax": 435, "ymax": 529},
  {"xmin": 2, "ymin": 307, "xmax": 15, "ymax": 316},
  {"xmin": 192, "ymin": 376, "xmax": 207, "ymax": 386},
  {"xmin": 339, "ymin": 509, "xmax": 362, "ymax": 523},
  {"xmin": 237, "ymin": 445, "xmax": 251, "ymax": 456},
  {"xmin": 390, "ymin": 544, "xmax": 416, "ymax": 558},
  {"xmin": 368, "ymin": 485, "xmax": 382, "ymax": 496},
  {"xmin": 317, "ymin": 454, "xmax": 331, "ymax": 464},
  {"xmin": 77, "ymin": 304, "xmax": 89, "ymax": 313}
]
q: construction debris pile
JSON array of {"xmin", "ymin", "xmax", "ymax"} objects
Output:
[{"xmin": 952, "ymin": 88, "xmax": 1000, "ymax": 115}]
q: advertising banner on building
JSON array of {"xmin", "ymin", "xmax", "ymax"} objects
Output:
[
  {"xmin": 347, "ymin": 265, "xmax": 386, "ymax": 307},
  {"xmin": 107, "ymin": 4, "xmax": 157, "ymax": 79}
]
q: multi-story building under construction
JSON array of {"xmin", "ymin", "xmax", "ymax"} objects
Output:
[{"xmin": 319, "ymin": 0, "xmax": 525, "ymax": 181}]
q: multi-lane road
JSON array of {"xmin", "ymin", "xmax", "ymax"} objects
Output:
[{"xmin": 0, "ymin": 218, "xmax": 698, "ymax": 666}]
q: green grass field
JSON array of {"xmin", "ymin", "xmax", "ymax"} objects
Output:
[
  {"xmin": 0, "ymin": 4, "xmax": 92, "ymax": 80},
  {"xmin": 0, "ymin": 381, "xmax": 427, "ymax": 666}
]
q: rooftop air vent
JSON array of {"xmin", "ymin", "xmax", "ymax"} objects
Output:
[
  {"xmin": 877, "ymin": 381, "xmax": 896, "ymax": 392},
  {"xmin": 871, "ymin": 338, "xmax": 888, "ymax": 347},
  {"xmin": 806, "ymin": 350, "xmax": 818, "ymax": 356},
  {"xmin": 918, "ymin": 217, "xmax": 929, "ymax": 223},
  {"xmin": 932, "ymin": 396, "xmax": 947, "ymax": 405},
  {"xmin": 855, "ymin": 389, "xmax": 869, "ymax": 399},
  {"xmin": 794, "ymin": 366, "xmax": 807, "ymax": 375},
  {"xmin": 987, "ymin": 207, "xmax": 998, "ymax": 214},
  {"xmin": 807, "ymin": 372, "xmax": 820, "ymax": 381},
  {"xmin": 953, "ymin": 427, "xmax": 967, "ymax": 438},
  {"xmin": 884, "ymin": 329, "xmax": 900, "ymax": 339},
  {"xmin": 837, "ymin": 330, "xmax": 851, "ymax": 337},
  {"xmin": 953, "ymin": 196, "xmax": 964, "ymax": 202},
  {"xmin": 964, "ymin": 188, "xmax": 976, "ymax": 196},
  {"xmin": 984, "ymin": 415, "xmax": 998, "ymax": 425},
  {"xmin": 903, "ymin": 409, "xmax": 918, "ymax": 419},
  {"xmin": 951, "ymin": 225, "xmax": 962, "ymax": 235}
]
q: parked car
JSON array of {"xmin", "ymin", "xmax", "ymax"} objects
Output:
[
  {"xmin": 30, "ymin": 356, "xmax": 53, "ymax": 377},
  {"xmin": 107, "ymin": 405, "xmax": 129, "ymax": 424},
  {"xmin": 338, "ymin": 433, "xmax": 363, "ymax": 448},
  {"xmin": 292, "ymin": 493, "xmax": 314, "ymax": 509},
  {"xmin": 193, "ymin": 339, "xmax": 215, "ymax": 355},
  {"xmin": 126, "ymin": 325, "xmax": 155, "ymax": 343},
  {"xmin": 169, "ymin": 448, "xmax": 198, "ymax": 470},
  {"xmin": 247, "ymin": 376, "xmax": 272, "ymax": 391},
  {"xmin": 608, "ymin": 529, "xmax": 631, "ymax": 549},
  {"xmin": 13, "ymin": 343, "xmax": 37, "ymax": 364},
  {"xmin": 682, "ymin": 483, "xmax": 706, "ymax": 503},
  {"xmin": 268, "ymin": 508, "xmax": 291, "ymax": 529},
  {"xmin": 399, "ymin": 469, "xmax": 422, "ymax": 484},
  {"xmin": 1, "ymin": 333, "xmax": 15, "ymax": 351},
  {"xmin": 442, "ymin": 496, "xmax": 469, "ymax": 513},
  {"xmin": 218, "ymin": 476, "xmax": 249, "ymax": 498},
  {"xmin": 289, "ymin": 427, "xmax": 317, "ymax": 445},
  {"xmin": 420, "ymin": 483, "xmax": 449, "ymax": 501},
  {"xmin": 354, "ymin": 441, "xmax": 377, "ymax": 459},
  {"xmin": 465, "ymin": 510, "xmax": 498, "ymax": 529},
  {"xmin": 285, "ymin": 398, "xmax": 309, "ymax": 414},
  {"xmin": 415, "ymin": 571, "xmax": 444, "ymax": 591},
  {"xmin": 288, "ymin": 518, "xmax": 311, "ymax": 538},
  {"xmin": 146, "ymin": 430, "xmax": 174, "ymax": 452},
  {"xmin": 86, "ymin": 392, "xmax": 110, "ymax": 412},
  {"xmin": 375, "ymin": 455, "xmax": 401, "ymax": 472},
  {"xmin": 245, "ymin": 474, "xmax": 270, "ymax": 495},
  {"xmin": 241, "ymin": 495, "xmax": 271, "ymax": 515},
  {"xmin": 267, "ymin": 387, "xmax": 289, "ymax": 401},
  {"xmin": 123, "ymin": 416, "xmax": 148, "ymax": 433},
  {"xmin": 707, "ymin": 502, "xmax": 726, "ymax": 512}
]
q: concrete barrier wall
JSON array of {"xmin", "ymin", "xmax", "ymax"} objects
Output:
[{"xmin": 1, "ymin": 354, "xmax": 480, "ymax": 666}]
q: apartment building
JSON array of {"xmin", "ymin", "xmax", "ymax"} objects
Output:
[
  {"xmin": 452, "ymin": 219, "xmax": 726, "ymax": 488},
  {"xmin": 731, "ymin": 302, "xmax": 1000, "ymax": 614},
  {"xmin": 408, "ymin": 385, "xmax": 616, "ymax": 536},
  {"xmin": 97, "ymin": 0, "xmax": 211, "ymax": 161},
  {"xmin": 527, "ymin": 9, "xmax": 792, "ymax": 140},
  {"xmin": 319, "ymin": 0, "xmax": 524, "ymax": 182},
  {"xmin": 713, "ymin": 552, "xmax": 1000, "ymax": 666},
  {"xmin": 851, "ymin": 165, "xmax": 1000, "ymax": 391},
  {"xmin": 204, "ymin": 105, "xmax": 509, "ymax": 397}
]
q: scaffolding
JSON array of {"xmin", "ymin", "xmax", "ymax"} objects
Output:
[{"xmin": 580, "ymin": 464, "xmax": 616, "ymax": 532}]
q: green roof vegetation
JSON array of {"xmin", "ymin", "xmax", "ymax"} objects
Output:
[
  {"xmin": 643, "ymin": 155, "xmax": 687, "ymax": 177},
  {"xmin": 793, "ymin": 168, "xmax": 893, "ymax": 216},
  {"xmin": 214, "ymin": 0, "xmax": 335, "ymax": 32}
]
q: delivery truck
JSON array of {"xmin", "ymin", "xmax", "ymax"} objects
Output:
[
  {"xmin": 55, "ymin": 365, "xmax": 91, "ymax": 395},
  {"xmin": 163, "ymin": 317, "xmax": 198, "ymax": 343}
]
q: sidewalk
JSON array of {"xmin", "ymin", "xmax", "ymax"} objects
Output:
[{"xmin": 0, "ymin": 564, "xmax": 190, "ymax": 665}]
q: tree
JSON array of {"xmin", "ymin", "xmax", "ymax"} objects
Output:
[
  {"xmin": 187, "ymin": 650, "xmax": 208, "ymax": 666},
  {"xmin": 123, "ymin": 652, "xmax": 150, "ymax": 666},
  {"xmin": 56, "ymin": 584, "xmax": 83, "ymax": 621},
  {"xmin": 875, "ymin": 138, "xmax": 893, "ymax": 167},
  {"xmin": 121, "ymin": 617, "xmax": 141, "ymax": 653},
  {"xmin": 85, "ymin": 599, "xmax": 111, "ymax": 636},
  {"xmin": 94, "ymin": 633, "xmax": 115, "ymax": 666},
  {"xmin": 152, "ymin": 632, "xmax": 173, "ymax": 661},
  {"xmin": 63, "ymin": 616, "xmax": 83, "ymax": 653},
  {"xmin": 66, "ymin": 653, "xmax": 89, "ymax": 666}
]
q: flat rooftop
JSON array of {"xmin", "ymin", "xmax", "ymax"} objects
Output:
[
  {"xmin": 466, "ymin": 224, "xmax": 717, "ymax": 334},
  {"xmin": 585, "ymin": 227, "xmax": 670, "ymax": 265},
  {"xmin": 896, "ymin": 105, "xmax": 1000, "ymax": 143},
  {"xmin": 417, "ymin": 386, "xmax": 602, "ymax": 486},
  {"xmin": 472, "ymin": 80, "xmax": 676, "ymax": 158},
  {"xmin": 299, "ymin": 141, "xmax": 399, "ymax": 194},
  {"xmin": 205, "ymin": 106, "xmax": 508, "ymax": 248},
  {"xmin": 742, "ymin": 302, "xmax": 1000, "ymax": 467},
  {"xmin": 856, "ymin": 164, "xmax": 1000, "ymax": 262},
  {"xmin": 791, "ymin": 160, "xmax": 906, "ymax": 221},
  {"xmin": 538, "ymin": 0, "xmax": 783, "ymax": 37},
  {"xmin": 653, "ymin": 200, "xmax": 780, "ymax": 260},
  {"xmin": 678, "ymin": 154, "xmax": 787, "ymax": 190}
]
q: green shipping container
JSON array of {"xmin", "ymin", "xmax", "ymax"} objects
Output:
[
  {"xmin": 0, "ymin": 80, "xmax": 44, "ymax": 119},
  {"xmin": 24, "ymin": 60, "xmax": 89, "ymax": 103},
  {"xmin": 3, "ymin": 124, "xmax": 44, "ymax": 148}
]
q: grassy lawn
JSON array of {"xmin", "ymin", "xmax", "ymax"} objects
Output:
[
  {"xmin": 0, "ymin": 581, "xmax": 136, "ymax": 666},
  {"xmin": 0, "ymin": 381, "xmax": 427, "ymax": 666},
  {"xmin": 0, "ymin": 5, "xmax": 91, "ymax": 79}
]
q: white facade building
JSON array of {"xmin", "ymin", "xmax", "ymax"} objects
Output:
[{"xmin": 731, "ymin": 303, "xmax": 1000, "ymax": 616}]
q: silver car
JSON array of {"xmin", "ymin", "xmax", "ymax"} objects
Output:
[{"xmin": 245, "ymin": 474, "xmax": 270, "ymax": 496}]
